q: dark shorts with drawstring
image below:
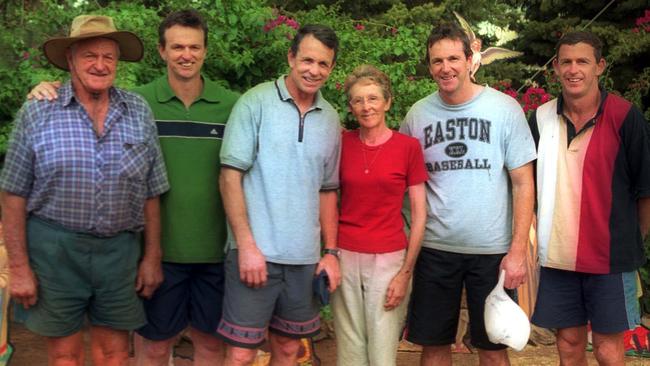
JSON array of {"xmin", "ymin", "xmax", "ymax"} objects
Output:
[{"xmin": 405, "ymin": 247, "xmax": 512, "ymax": 350}]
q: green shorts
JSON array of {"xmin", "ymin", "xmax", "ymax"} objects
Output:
[{"xmin": 20, "ymin": 216, "xmax": 145, "ymax": 337}]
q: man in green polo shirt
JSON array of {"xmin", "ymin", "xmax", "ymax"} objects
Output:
[
  {"xmin": 133, "ymin": 9, "xmax": 238, "ymax": 365},
  {"xmin": 29, "ymin": 9, "xmax": 239, "ymax": 365}
]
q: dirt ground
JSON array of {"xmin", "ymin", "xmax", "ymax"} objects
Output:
[{"xmin": 6, "ymin": 322, "xmax": 649, "ymax": 365}]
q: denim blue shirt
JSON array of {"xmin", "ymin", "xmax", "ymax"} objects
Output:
[
  {"xmin": 0, "ymin": 81, "xmax": 169, "ymax": 236},
  {"xmin": 220, "ymin": 75, "xmax": 341, "ymax": 264}
]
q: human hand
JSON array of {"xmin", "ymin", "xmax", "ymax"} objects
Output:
[
  {"xmin": 384, "ymin": 271, "xmax": 410, "ymax": 310},
  {"xmin": 315, "ymin": 254, "xmax": 341, "ymax": 292},
  {"xmin": 238, "ymin": 245, "xmax": 267, "ymax": 288},
  {"xmin": 27, "ymin": 81, "xmax": 62, "ymax": 101},
  {"xmin": 10, "ymin": 264, "xmax": 38, "ymax": 309},
  {"xmin": 135, "ymin": 256, "xmax": 163, "ymax": 299},
  {"xmin": 499, "ymin": 249, "xmax": 527, "ymax": 289}
]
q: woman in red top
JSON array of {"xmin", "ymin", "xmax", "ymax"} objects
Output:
[{"xmin": 332, "ymin": 65, "xmax": 427, "ymax": 366}]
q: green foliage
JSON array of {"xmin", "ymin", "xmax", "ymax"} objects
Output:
[
  {"xmin": 204, "ymin": 0, "xmax": 287, "ymax": 91},
  {"xmin": 320, "ymin": 304, "xmax": 333, "ymax": 321},
  {"xmin": 0, "ymin": 0, "xmax": 75, "ymax": 152},
  {"xmin": 624, "ymin": 67, "xmax": 650, "ymax": 120},
  {"xmin": 269, "ymin": 0, "xmax": 400, "ymax": 19}
]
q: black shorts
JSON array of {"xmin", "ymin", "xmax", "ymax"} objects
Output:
[
  {"xmin": 405, "ymin": 247, "xmax": 513, "ymax": 350},
  {"xmin": 137, "ymin": 262, "xmax": 225, "ymax": 341}
]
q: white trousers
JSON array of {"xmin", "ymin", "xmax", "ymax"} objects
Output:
[{"xmin": 332, "ymin": 248, "xmax": 408, "ymax": 366}]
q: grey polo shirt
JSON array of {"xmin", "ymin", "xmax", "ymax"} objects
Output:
[{"xmin": 220, "ymin": 75, "xmax": 341, "ymax": 265}]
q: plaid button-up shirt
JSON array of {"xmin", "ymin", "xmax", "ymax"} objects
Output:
[{"xmin": 0, "ymin": 81, "xmax": 169, "ymax": 236}]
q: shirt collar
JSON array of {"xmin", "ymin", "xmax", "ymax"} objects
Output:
[
  {"xmin": 59, "ymin": 81, "xmax": 75, "ymax": 106},
  {"xmin": 556, "ymin": 84, "xmax": 608, "ymax": 119},
  {"xmin": 155, "ymin": 74, "xmax": 221, "ymax": 104},
  {"xmin": 274, "ymin": 75, "xmax": 325, "ymax": 110},
  {"xmin": 59, "ymin": 80, "xmax": 126, "ymax": 108}
]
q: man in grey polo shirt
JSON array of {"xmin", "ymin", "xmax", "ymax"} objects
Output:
[{"xmin": 217, "ymin": 24, "xmax": 342, "ymax": 366}]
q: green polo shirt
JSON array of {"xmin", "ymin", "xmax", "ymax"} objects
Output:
[{"xmin": 133, "ymin": 75, "xmax": 239, "ymax": 263}]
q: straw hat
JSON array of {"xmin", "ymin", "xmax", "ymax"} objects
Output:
[{"xmin": 43, "ymin": 15, "xmax": 144, "ymax": 71}]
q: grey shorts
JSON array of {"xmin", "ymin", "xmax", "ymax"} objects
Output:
[{"xmin": 216, "ymin": 250, "xmax": 320, "ymax": 348}]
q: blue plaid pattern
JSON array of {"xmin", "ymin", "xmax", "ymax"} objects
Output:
[{"xmin": 0, "ymin": 81, "xmax": 169, "ymax": 236}]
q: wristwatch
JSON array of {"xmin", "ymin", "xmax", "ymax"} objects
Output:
[{"xmin": 323, "ymin": 248, "xmax": 341, "ymax": 259}]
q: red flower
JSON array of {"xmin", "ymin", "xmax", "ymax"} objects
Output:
[
  {"xmin": 354, "ymin": 24, "xmax": 365, "ymax": 31},
  {"xmin": 263, "ymin": 18, "xmax": 279, "ymax": 32},
  {"xmin": 521, "ymin": 87, "xmax": 551, "ymax": 112},
  {"xmin": 285, "ymin": 19, "xmax": 299, "ymax": 30},
  {"xmin": 634, "ymin": 10, "xmax": 650, "ymax": 26},
  {"xmin": 500, "ymin": 81, "xmax": 512, "ymax": 89},
  {"xmin": 504, "ymin": 89, "xmax": 518, "ymax": 99},
  {"xmin": 263, "ymin": 15, "xmax": 299, "ymax": 32}
]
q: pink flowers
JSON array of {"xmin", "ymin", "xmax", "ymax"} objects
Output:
[
  {"xmin": 503, "ymin": 89, "xmax": 518, "ymax": 99},
  {"xmin": 263, "ymin": 15, "xmax": 299, "ymax": 32},
  {"xmin": 632, "ymin": 9, "xmax": 650, "ymax": 33},
  {"xmin": 285, "ymin": 18, "xmax": 299, "ymax": 29},
  {"xmin": 495, "ymin": 80, "xmax": 518, "ymax": 99},
  {"xmin": 635, "ymin": 9, "xmax": 650, "ymax": 25},
  {"xmin": 354, "ymin": 23, "xmax": 365, "ymax": 31}
]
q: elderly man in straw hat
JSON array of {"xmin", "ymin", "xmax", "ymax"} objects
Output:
[
  {"xmin": 0, "ymin": 15, "xmax": 169, "ymax": 365},
  {"xmin": 29, "ymin": 10, "xmax": 241, "ymax": 365}
]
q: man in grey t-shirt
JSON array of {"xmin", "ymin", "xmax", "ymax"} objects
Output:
[{"xmin": 400, "ymin": 22, "xmax": 536, "ymax": 366}]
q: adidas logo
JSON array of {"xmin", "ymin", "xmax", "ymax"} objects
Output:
[{"xmin": 210, "ymin": 129, "xmax": 219, "ymax": 135}]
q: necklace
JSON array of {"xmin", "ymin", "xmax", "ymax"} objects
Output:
[
  {"xmin": 361, "ymin": 141, "xmax": 384, "ymax": 174},
  {"xmin": 359, "ymin": 129, "xmax": 391, "ymax": 174}
]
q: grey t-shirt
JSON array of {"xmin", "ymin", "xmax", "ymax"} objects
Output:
[
  {"xmin": 220, "ymin": 75, "xmax": 341, "ymax": 265},
  {"xmin": 400, "ymin": 86, "xmax": 535, "ymax": 254}
]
